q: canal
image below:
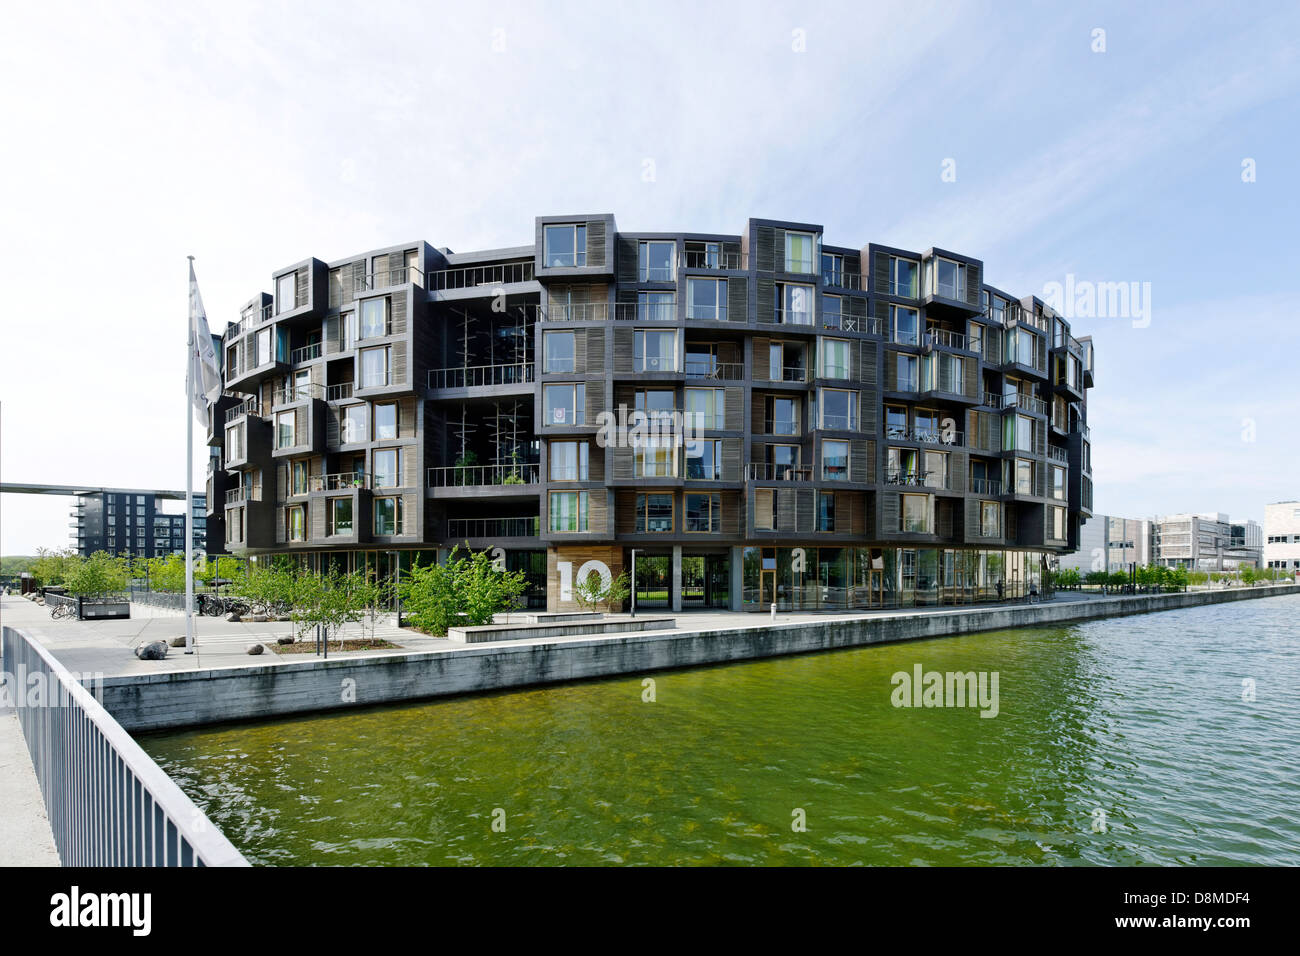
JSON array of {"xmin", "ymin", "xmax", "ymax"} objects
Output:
[{"xmin": 140, "ymin": 595, "xmax": 1300, "ymax": 865}]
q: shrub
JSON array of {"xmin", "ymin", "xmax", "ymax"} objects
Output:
[
  {"xmin": 573, "ymin": 569, "xmax": 631, "ymax": 613},
  {"xmin": 64, "ymin": 551, "xmax": 128, "ymax": 598},
  {"xmin": 399, "ymin": 547, "xmax": 528, "ymax": 636}
]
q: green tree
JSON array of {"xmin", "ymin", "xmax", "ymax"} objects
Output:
[
  {"xmin": 573, "ymin": 569, "xmax": 631, "ymax": 613},
  {"xmin": 399, "ymin": 547, "xmax": 528, "ymax": 636},
  {"xmin": 63, "ymin": 551, "xmax": 128, "ymax": 599},
  {"xmin": 31, "ymin": 547, "xmax": 76, "ymax": 587}
]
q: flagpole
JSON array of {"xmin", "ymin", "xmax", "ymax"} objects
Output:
[{"xmin": 185, "ymin": 255, "xmax": 196, "ymax": 655}]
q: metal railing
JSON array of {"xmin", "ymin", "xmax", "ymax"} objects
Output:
[
  {"xmin": 231, "ymin": 304, "xmax": 274, "ymax": 338},
  {"xmin": 1047, "ymin": 445, "xmax": 1069, "ymax": 464},
  {"xmin": 325, "ymin": 382, "xmax": 354, "ymax": 401},
  {"xmin": 274, "ymin": 382, "xmax": 323, "ymax": 405},
  {"xmin": 427, "ymin": 260, "xmax": 533, "ymax": 291},
  {"xmin": 447, "ymin": 516, "xmax": 541, "ymax": 538},
  {"xmin": 925, "ymin": 328, "xmax": 970, "ymax": 350},
  {"xmin": 355, "ymin": 266, "xmax": 422, "ymax": 291},
  {"xmin": 684, "ymin": 360, "xmax": 743, "ymax": 380},
  {"xmin": 885, "ymin": 470, "xmax": 935, "ymax": 487},
  {"xmin": 429, "ymin": 364, "xmax": 534, "ymax": 390},
  {"xmin": 821, "ymin": 314, "xmax": 882, "ymax": 335},
  {"xmin": 543, "ymin": 303, "xmax": 610, "ymax": 322},
  {"xmin": 1, "ymin": 625, "xmax": 249, "ymax": 866},
  {"xmin": 771, "ymin": 365, "xmax": 810, "ymax": 383},
  {"xmin": 311, "ymin": 472, "xmax": 371, "ymax": 491},
  {"xmin": 427, "ymin": 463, "xmax": 540, "ymax": 487},
  {"xmin": 615, "ymin": 302, "xmax": 677, "ymax": 322},
  {"xmin": 884, "ymin": 427, "xmax": 966, "ymax": 447},
  {"xmin": 684, "ymin": 250, "xmax": 747, "ymax": 270},
  {"xmin": 224, "ymin": 398, "xmax": 260, "ymax": 423},
  {"xmin": 772, "ymin": 308, "xmax": 815, "ymax": 326},
  {"xmin": 745, "ymin": 463, "xmax": 813, "ymax": 481},
  {"xmin": 225, "ymin": 484, "xmax": 261, "ymax": 504},
  {"xmin": 882, "ymin": 278, "xmax": 919, "ymax": 298},
  {"xmin": 822, "ymin": 270, "xmax": 864, "ymax": 290},
  {"xmin": 290, "ymin": 342, "xmax": 322, "ymax": 364},
  {"xmin": 816, "ymin": 413, "xmax": 859, "ymax": 430},
  {"xmin": 969, "ymin": 478, "xmax": 1003, "ymax": 495},
  {"xmin": 762, "ymin": 419, "xmax": 801, "ymax": 436}
]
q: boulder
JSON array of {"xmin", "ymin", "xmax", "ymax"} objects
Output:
[
  {"xmin": 249, "ymin": 613, "xmax": 269, "ymax": 623},
  {"xmin": 276, "ymin": 636, "xmax": 295, "ymax": 645},
  {"xmin": 134, "ymin": 641, "xmax": 168, "ymax": 661},
  {"xmin": 246, "ymin": 643, "xmax": 264, "ymax": 655},
  {"xmin": 226, "ymin": 612, "xmax": 241, "ymax": 622},
  {"xmin": 168, "ymin": 636, "xmax": 188, "ymax": 648}
]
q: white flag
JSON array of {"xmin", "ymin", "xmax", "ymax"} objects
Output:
[{"xmin": 189, "ymin": 260, "xmax": 222, "ymax": 427}]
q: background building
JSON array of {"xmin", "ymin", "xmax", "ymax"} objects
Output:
[
  {"xmin": 71, "ymin": 488, "xmax": 210, "ymax": 558},
  {"xmin": 1263, "ymin": 501, "xmax": 1300, "ymax": 572},
  {"xmin": 1150, "ymin": 512, "xmax": 1261, "ymax": 570},
  {"xmin": 210, "ymin": 214, "xmax": 1097, "ymax": 611},
  {"xmin": 1058, "ymin": 514, "xmax": 1150, "ymax": 574}
]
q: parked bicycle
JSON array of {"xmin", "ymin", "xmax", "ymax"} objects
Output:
[
  {"xmin": 49, "ymin": 600, "xmax": 76, "ymax": 620},
  {"xmin": 198, "ymin": 593, "xmax": 225, "ymax": 617}
]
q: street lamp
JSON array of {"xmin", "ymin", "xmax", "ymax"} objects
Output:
[
  {"xmin": 630, "ymin": 549, "xmax": 637, "ymax": 618},
  {"xmin": 388, "ymin": 550, "xmax": 402, "ymax": 627}
]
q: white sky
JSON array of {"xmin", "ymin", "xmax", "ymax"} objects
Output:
[{"xmin": 3, "ymin": 0, "xmax": 1299, "ymax": 554}]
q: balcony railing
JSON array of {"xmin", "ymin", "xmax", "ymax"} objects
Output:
[
  {"xmin": 324, "ymin": 383, "xmax": 354, "ymax": 402},
  {"xmin": 311, "ymin": 472, "xmax": 371, "ymax": 492},
  {"xmin": 821, "ymin": 314, "xmax": 883, "ymax": 335},
  {"xmin": 821, "ymin": 270, "xmax": 864, "ymax": 290},
  {"xmin": 224, "ymin": 399, "xmax": 260, "ymax": 423},
  {"xmin": 884, "ymin": 427, "xmax": 966, "ymax": 447},
  {"xmin": 290, "ymin": 342, "xmax": 322, "ymax": 364},
  {"xmin": 745, "ymin": 463, "xmax": 813, "ymax": 481},
  {"xmin": 355, "ymin": 266, "xmax": 422, "ymax": 291},
  {"xmin": 447, "ymin": 516, "xmax": 540, "ymax": 539},
  {"xmin": 615, "ymin": 302, "xmax": 677, "ymax": 322},
  {"xmin": 762, "ymin": 419, "xmax": 800, "ymax": 436},
  {"xmin": 683, "ymin": 360, "xmax": 743, "ymax": 380},
  {"xmin": 429, "ymin": 364, "xmax": 534, "ymax": 390},
  {"xmin": 684, "ymin": 250, "xmax": 747, "ymax": 270},
  {"xmin": 771, "ymin": 365, "xmax": 810, "ymax": 383},
  {"xmin": 225, "ymin": 485, "xmax": 261, "ymax": 504},
  {"xmin": 924, "ymin": 328, "xmax": 970, "ymax": 351},
  {"xmin": 543, "ymin": 303, "xmax": 610, "ymax": 322},
  {"xmin": 816, "ymin": 413, "xmax": 859, "ymax": 430},
  {"xmin": 1047, "ymin": 445, "xmax": 1069, "ymax": 464},
  {"xmin": 232, "ymin": 304, "xmax": 274, "ymax": 338},
  {"xmin": 969, "ymin": 478, "xmax": 1003, "ymax": 496},
  {"xmin": 274, "ymin": 382, "xmax": 323, "ymax": 405},
  {"xmin": 884, "ymin": 470, "xmax": 935, "ymax": 487},
  {"xmin": 427, "ymin": 463, "xmax": 540, "ymax": 488},
  {"xmin": 882, "ymin": 279, "xmax": 919, "ymax": 298},
  {"xmin": 427, "ymin": 260, "xmax": 532, "ymax": 291}
]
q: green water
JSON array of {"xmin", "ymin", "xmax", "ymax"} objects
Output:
[{"xmin": 142, "ymin": 596, "xmax": 1300, "ymax": 865}]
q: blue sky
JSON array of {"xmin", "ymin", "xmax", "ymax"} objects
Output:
[{"xmin": 2, "ymin": 0, "xmax": 1298, "ymax": 552}]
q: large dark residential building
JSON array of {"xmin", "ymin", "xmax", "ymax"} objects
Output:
[
  {"xmin": 208, "ymin": 215, "xmax": 1096, "ymax": 611},
  {"xmin": 71, "ymin": 488, "xmax": 210, "ymax": 558}
]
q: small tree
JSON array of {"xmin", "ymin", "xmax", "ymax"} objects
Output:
[
  {"xmin": 573, "ymin": 569, "xmax": 631, "ymax": 613},
  {"xmin": 399, "ymin": 547, "xmax": 528, "ymax": 636},
  {"xmin": 64, "ymin": 551, "xmax": 128, "ymax": 599},
  {"xmin": 32, "ymin": 547, "xmax": 76, "ymax": 587}
]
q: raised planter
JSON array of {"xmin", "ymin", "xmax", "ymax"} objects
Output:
[{"xmin": 449, "ymin": 616, "xmax": 675, "ymax": 644}]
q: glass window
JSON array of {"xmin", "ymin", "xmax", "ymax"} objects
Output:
[
  {"xmin": 635, "ymin": 494, "xmax": 674, "ymax": 532},
  {"xmin": 543, "ymin": 384, "xmax": 585, "ymax": 425},
  {"xmin": 373, "ymin": 448, "xmax": 398, "ymax": 488},
  {"xmin": 891, "ymin": 305, "xmax": 919, "ymax": 345},
  {"xmin": 1016, "ymin": 458, "xmax": 1034, "ymax": 495},
  {"xmin": 637, "ymin": 290, "xmax": 675, "ymax": 323},
  {"xmin": 924, "ymin": 451, "xmax": 947, "ymax": 489},
  {"xmin": 374, "ymin": 497, "xmax": 402, "ymax": 535},
  {"xmin": 769, "ymin": 341, "xmax": 805, "ymax": 381},
  {"xmin": 818, "ymin": 388, "xmax": 857, "ymax": 429},
  {"xmin": 634, "ymin": 389, "xmax": 676, "ymax": 425},
  {"xmin": 375, "ymin": 403, "xmax": 397, "ymax": 440},
  {"xmin": 765, "ymin": 396, "xmax": 800, "ymax": 435},
  {"xmin": 360, "ymin": 298, "xmax": 388, "ymax": 339},
  {"xmin": 634, "ymin": 436, "xmax": 676, "ymax": 477},
  {"xmin": 328, "ymin": 497, "xmax": 353, "ymax": 536},
  {"xmin": 885, "ymin": 405, "xmax": 907, "ymax": 438},
  {"xmin": 685, "ymin": 493, "xmax": 720, "ymax": 532},
  {"xmin": 785, "ymin": 231, "xmax": 816, "ymax": 273},
  {"xmin": 544, "ymin": 224, "xmax": 587, "ymax": 268},
  {"xmin": 225, "ymin": 424, "xmax": 242, "ymax": 460},
  {"xmin": 818, "ymin": 492, "xmax": 835, "ymax": 531},
  {"xmin": 686, "ymin": 278, "xmax": 727, "ymax": 320},
  {"xmin": 291, "ymin": 460, "xmax": 308, "ymax": 495},
  {"xmin": 777, "ymin": 283, "xmax": 814, "ymax": 324},
  {"xmin": 287, "ymin": 505, "xmax": 306, "ymax": 542},
  {"xmin": 549, "ymin": 441, "xmax": 588, "ymax": 481},
  {"xmin": 1016, "ymin": 415, "xmax": 1034, "ymax": 452},
  {"xmin": 821, "ymin": 253, "xmax": 843, "ymax": 287},
  {"xmin": 549, "ymin": 491, "xmax": 588, "ymax": 532},
  {"xmin": 819, "ymin": 338, "xmax": 850, "ymax": 379},
  {"xmin": 980, "ymin": 501, "xmax": 1000, "ymax": 537},
  {"xmin": 1053, "ymin": 506, "xmax": 1067, "ymax": 540},
  {"xmin": 1052, "ymin": 465, "xmax": 1066, "ymax": 500},
  {"xmin": 902, "ymin": 494, "xmax": 930, "ymax": 532},
  {"xmin": 639, "ymin": 241, "xmax": 675, "ymax": 282},
  {"xmin": 896, "ymin": 354, "xmax": 918, "ymax": 391},
  {"xmin": 766, "ymin": 444, "xmax": 800, "ymax": 479},
  {"xmin": 544, "ymin": 331, "xmax": 576, "ymax": 373},
  {"xmin": 684, "ymin": 388, "xmax": 724, "ymax": 430},
  {"xmin": 257, "ymin": 328, "xmax": 272, "ymax": 367},
  {"xmin": 685, "ymin": 439, "xmax": 721, "ymax": 479},
  {"xmin": 822, "ymin": 439, "xmax": 849, "ymax": 480},
  {"xmin": 276, "ymin": 410, "xmax": 295, "ymax": 449},
  {"xmin": 277, "ymin": 273, "xmax": 296, "ymax": 314},
  {"xmin": 934, "ymin": 259, "xmax": 966, "ymax": 300},
  {"xmin": 342, "ymin": 404, "xmax": 367, "ymax": 443},
  {"xmin": 634, "ymin": 329, "xmax": 676, "ymax": 371},
  {"xmin": 968, "ymin": 322, "xmax": 984, "ymax": 355},
  {"xmin": 360, "ymin": 347, "xmax": 389, "ymax": 387},
  {"xmin": 822, "ymin": 295, "xmax": 842, "ymax": 329},
  {"xmin": 890, "ymin": 257, "xmax": 918, "ymax": 297}
]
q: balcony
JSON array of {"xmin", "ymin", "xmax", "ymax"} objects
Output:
[
  {"xmin": 883, "ymin": 427, "xmax": 967, "ymax": 449},
  {"xmin": 429, "ymin": 363, "xmax": 534, "ymax": 390},
  {"xmin": 968, "ymin": 478, "xmax": 1003, "ymax": 496},
  {"xmin": 772, "ymin": 308, "xmax": 815, "ymax": 327},
  {"xmin": 290, "ymin": 342, "xmax": 322, "ymax": 364},
  {"xmin": 542, "ymin": 303, "xmax": 610, "ymax": 322},
  {"xmin": 231, "ymin": 304, "xmax": 274, "ymax": 338},
  {"xmin": 771, "ymin": 365, "xmax": 811, "ymax": 384},
  {"xmin": 225, "ymin": 484, "xmax": 262, "ymax": 505},
  {"xmin": 446, "ymin": 516, "xmax": 541, "ymax": 539},
  {"xmin": 224, "ymin": 398, "xmax": 261, "ymax": 424},
  {"xmin": 615, "ymin": 302, "xmax": 676, "ymax": 322},
  {"xmin": 923, "ymin": 328, "xmax": 971, "ymax": 351},
  {"xmin": 355, "ymin": 265, "xmax": 423, "ymax": 292},
  {"xmin": 427, "ymin": 463, "xmax": 541, "ymax": 490},
  {"xmin": 684, "ymin": 249, "xmax": 747, "ymax": 270},
  {"xmin": 310, "ymin": 472, "xmax": 371, "ymax": 492},
  {"xmin": 821, "ymin": 313, "xmax": 882, "ymax": 335},
  {"xmin": 1047, "ymin": 445, "xmax": 1068, "ymax": 464},
  {"xmin": 683, "ymin": 360, "xmax": 743, "ymax": 380},
  {"xmin": 427, "ymin": 260, "xmax": 532, "ymax": 292},
  {"xmin": 884, "ymin": 470, "xmax": 939, "ymax": 488},
  {"xmin": 325, "ymin": 383, "xmax": 354, "ymax": 402},
  {"xmin": 761, "ymin": 418, "xmax": 801, "ymax": 437},
  {"xmin": 744, "ymin": 463, "xmax": 813, "ymax": 482},
  {"xmin": 821, "ymin": 269, "xmax": 864, "ymax": 291},
  {"xmin": 273, "ymin": 382, "xmax": 324, "ymax": 406}
]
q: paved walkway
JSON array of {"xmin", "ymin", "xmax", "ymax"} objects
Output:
[{"xmin": 0, "ymin": 708, "xmax": 60, "ymax": 865}]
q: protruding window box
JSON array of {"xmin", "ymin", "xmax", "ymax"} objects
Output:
[
  {"xmin": 222, "ymin": 413, "xmax": 272, "ymax": 473},
  {"xmin": 269, "ymin": 389, "xmax": 327, "ymax": 459},
  {"xmin": 309, "ymin": 483, "xmax": 372, "ymax": 546}
]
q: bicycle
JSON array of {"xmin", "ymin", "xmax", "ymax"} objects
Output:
[
  {"xmin": 200, "ymin": 594, "xmax": 225, "ymax": 617},
  {"xmin": 49, "ymin": 601, "xmax": 76, "ymax": 620}
]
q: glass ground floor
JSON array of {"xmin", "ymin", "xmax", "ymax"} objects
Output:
[{"xmin": 740, "ymin": 546, "xmax": 1053, "ymax": 611}]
